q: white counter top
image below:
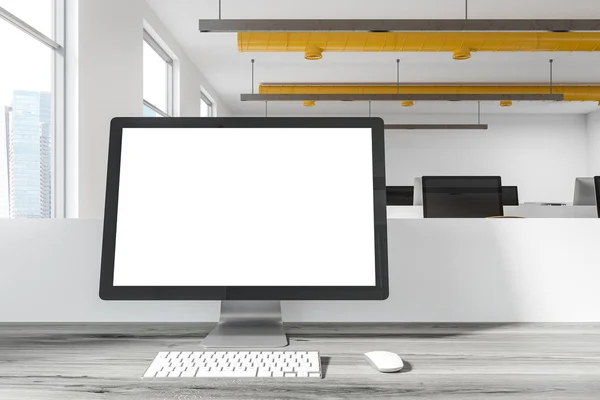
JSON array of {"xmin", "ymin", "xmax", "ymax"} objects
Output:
[{"xmin": 387, "ymin": 205, "xmax": 598, "ymax": 219}]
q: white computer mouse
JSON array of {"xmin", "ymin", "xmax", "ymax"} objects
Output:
[{"xmin": 364, "ymin": 351, "xmax": 404, "ymax": 373}]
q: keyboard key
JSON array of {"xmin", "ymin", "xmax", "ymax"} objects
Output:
[
  {"xmin": 155, "ymin": 370, "xmax": 170, "ymax": 378},
  {"xmin": 180, "ymin": 368, "xmax": 198, "ymax": 378},
  {"xmin": 143, "ymin": 369, "xmax": 158, "ymax": 378}
]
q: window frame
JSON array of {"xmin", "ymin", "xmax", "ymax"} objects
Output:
[
  {"xmin": 200, "ymin": 90, "xmax": 215, "ymax": 117},
  {"xmin": 143, "ymin": 29, "xmax": 173, "ymax": 118},
  {"xmin": 0, "ymin": 0, "xmax": 66, "ymax": 218}
]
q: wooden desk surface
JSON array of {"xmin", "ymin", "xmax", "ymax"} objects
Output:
[{"xmin": 1, "ymin": 323, "xmax": 599, "ymax": 399}]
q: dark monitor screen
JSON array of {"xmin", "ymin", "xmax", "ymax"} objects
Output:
[
  {"xmin": 502, "ymin": 186, "xmax": 519, "ymax": 206},
  {"xmin": 386, "ymin": 186, "xmax": 414, "ymax": 206},
  {"xmin": 595, "ymin": 176, "xmax": 600, "ymax": 218},
  {"xmin": 422, "ymin": 176, "xmax": 503, "ymax": 218}
]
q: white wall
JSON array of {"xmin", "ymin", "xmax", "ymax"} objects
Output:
[
  {"xmin": 74, "ymin": 0, "xmax": 229, "ymax": 219},
  {"xmin": 587, "ymin": 109, "xmax": 600, "ymax": 176},
  {"xmin": 2, "ymin": 218, "xmax": 600, "ymax": 322},
  {"xmin": 384, "ymin": 114, "xmax": 588, "ymax": 203}
]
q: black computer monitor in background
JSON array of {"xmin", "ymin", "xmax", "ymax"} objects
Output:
[
  {"xmin": 595, "ymin": 176, "xmax": 600, "ymax": 218},
  {"xmin": 502, "ymin": 186, "xmax": 519, "ymax": 206},
  {"xmin": 422, "ymin": 176, "xmax": 503, "ymax": 218},
  {"xmin": 574, "ymin": 177, "xmax": 597, "ymax": 206},
  {"xmin": 386, "ymin": 186, "xmax": 414, "ymax": 205}
]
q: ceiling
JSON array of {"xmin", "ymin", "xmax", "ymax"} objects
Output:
[{"xmin": 145, "ymin": 0, "xmax": 600, "ymax": 116}]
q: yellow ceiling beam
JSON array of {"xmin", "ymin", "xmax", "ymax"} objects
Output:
[
  {"xmin": 258, "ymin": 85, "xmax": 600, "ymax": 102},
  {"xmin": 239, "ymin": 32, "xmax": 600, "ymax": 60}
]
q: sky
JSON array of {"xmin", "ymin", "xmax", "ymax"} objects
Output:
[
  {"xmin": 0, "ymin": 0, "xmax": 53, "ymax": 106},
  {"xmin": 143, "ymin": 40, "xmax": 169, "ymax": 113},
  {"xmin": 0, "ymin": 1, "xmax": 52, "ymax": 217}
]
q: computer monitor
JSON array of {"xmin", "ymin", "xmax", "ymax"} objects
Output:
[
  {"xmin": 413, "ymin": 177, "xmax": 423, "ymax": 206},
  {"xmin": 595, "ymin": 176, "xmax": 600, "ymax": 217},
  {"xmin": 502, "ymin": 186, "xmax": 519, "ymax": 206},
  {"xmin": 422, "ymin": 176, "xmax": 503, "ymax": 218},
  {"xmin": 386, "ymin": 186, "xmax": 414, "ymax": 206},
  {"xmin": 573, "ymin": 177, "xmax": 597, "ymax": 206},
  {"xmin": 100, "ymin": 117, "xmax": 389, "ymax": 348}
]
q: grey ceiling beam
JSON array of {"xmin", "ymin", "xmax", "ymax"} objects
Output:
[
  {"xmin": 200, "ymin": 19, "xmax": 600, "ymax": 32},
  {"xmin": 385, "ymin": 124, "xmax": 488, "ymax": 130},
  {"xmin": 241, "ymin": 94, "xmax": 564, "ymax": 102}
]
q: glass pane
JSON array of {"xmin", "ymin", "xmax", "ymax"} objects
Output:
[
  {"xmin": 0, "ymin": 0, "xmax": 53, "ymax": 40},
  {"xmin": 143, "ymin": 104, "xmax": 159, "ymax": 117},
  {"xmin": 200, "ymin": 98, "xmax": 209, "ymax": 117},
  {"xmin": 143, "ymin": 40, "xmax": 168, "ymax": 114},
  {"xmin": 0, "ymin": 20, "xmax": 53, "ymax": 218}
]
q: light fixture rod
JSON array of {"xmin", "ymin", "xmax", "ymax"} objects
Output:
[
  {"xmin": 465, "ymin": 0, "xmax": 468, "ymax": 20},
  {"xmin": 396, "ymin": 59, "xmax": 400, "ymax": 95},
  {"xmin": 549, "ymin": 59, "xmax": 554, "ymax": 94},
  {"xmin": 265, "ymin": 101, "xmax": 268, "ymax": 117},
  {"xmin": 219, "ymin": 0, "xmax": 222, "ymax": 20},
  {"xmin": 251, "ymin": 59, "xmax": 255, "ymax": 94},
  {"xmin": 477, "ymin": 101, "xmax": 481, "ymax": 124},
  {"xmin": 369, "ymin": 101, "xmax": 372, "ymax": 117}
]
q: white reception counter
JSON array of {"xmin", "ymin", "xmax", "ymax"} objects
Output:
[{"xmin": 1, "ymin": 217, "xmax": 600, "ymax": 322}]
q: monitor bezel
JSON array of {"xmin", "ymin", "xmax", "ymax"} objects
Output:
[
  {"xmin": 421, "ymin": 176, "xmax": 503, "ymax": 218},
  {"xmin": 595, "ymin": 176, "xmax": 600, "ymax": 218},
  {"xmin": 100, "ymin": 117, "xmax": 389, "ymax": 301},
  {"xmin": 386, "ymin": 186, "xmax": 414, "ymax": 206},
  {"xmin": 501, "ymin": 186, "xmax": 519, "ymax": 206}
]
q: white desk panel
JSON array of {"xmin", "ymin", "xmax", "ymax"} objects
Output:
[{"xmin": 1, "ymin": 218, "xmax": 599, "ymax": 322}]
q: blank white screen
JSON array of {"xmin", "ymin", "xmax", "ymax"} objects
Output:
[{"xmin": 113, "ymin": 127, "xmax": 376, "ymax": 286}]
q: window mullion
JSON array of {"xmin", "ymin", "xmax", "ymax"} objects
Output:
[
  {"xmin": 143, "ymin": 100, "xmax": 169, "ymax": 118},
  {"xmin": 143, "ymin": 29, "xmax": 172, "ymax": 63},
  {"xmin": 0, "ymin": 5, "xmax": 61, "ymax": 51}
]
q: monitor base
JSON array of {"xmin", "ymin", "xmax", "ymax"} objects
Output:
[{"xmin": 202, "ymin": 301, "xmax": 289, "ymax": 348}]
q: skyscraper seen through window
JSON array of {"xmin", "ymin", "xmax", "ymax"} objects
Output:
[{"xmin": 2, "ymin": 90, "xmax": 52, "ymax": 218}]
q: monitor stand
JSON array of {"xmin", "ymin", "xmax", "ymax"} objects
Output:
[{"xmin": 202, "ymin": 301, "xmax": 289, "ymax": 348}]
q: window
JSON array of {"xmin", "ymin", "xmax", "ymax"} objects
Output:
[
  {"xmin": 143, "ymin": 30, "xmax": 173, "ymax": 117},
  {"xmin": 0, "ymin": 0, "xmax": 64, "ymax": 218},
  {"xmin": 200, "ymin": 91, "xmax": 214, "ymax": 117}
]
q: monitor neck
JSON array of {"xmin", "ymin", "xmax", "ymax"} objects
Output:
[{"xmin": 202, "ymin": 301, "xmax": 288, "ymax": 348}]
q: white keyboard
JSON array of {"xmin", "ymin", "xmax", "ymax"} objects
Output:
[{"xmin": 143, "ymin": 351, "xmax": 322, "ymax": 379}]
